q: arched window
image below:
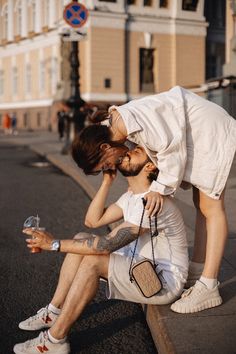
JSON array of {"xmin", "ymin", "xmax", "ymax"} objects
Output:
[
  {"xmin": 15, "ymin": 0, "xmax": 22, "ymax": 36},
  {"xmin": 28, "ymin": 0, "xmax": 36, "ymax": 32},
  {"xmin": 1, "ymin": 4, "xmax": 8, "ymax": 40},
  {"xmin": 43, "ymin": 0, "xmax": 50, "ymax": 27}
]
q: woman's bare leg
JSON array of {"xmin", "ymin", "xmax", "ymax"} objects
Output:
[{"xmin": 199, "ymin": 189, "xmax": 227, "ymax": 278}]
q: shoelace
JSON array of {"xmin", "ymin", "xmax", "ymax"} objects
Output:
[
  {"xmin": 25, "ymin": 331, "xmax": 47, "ymax": 348},
  {"xmin": 181, "ymin": 286, "xmax": 194, "ymax": 298},
  {"xmin": 28, "ymin": 307, "xmax": 49, "ymax": 323},
  {"xmin": 181, "ymin": 281, "xmax": 206, "ymax": 299}
]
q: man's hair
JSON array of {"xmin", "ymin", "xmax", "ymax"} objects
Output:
[
  {"xmin": 147, "ymin": 169, "xmax": 159, "ymax": 183},
  {"xmin": 71, "ymin": 125, "xmax": 111, "ymax": 174}
]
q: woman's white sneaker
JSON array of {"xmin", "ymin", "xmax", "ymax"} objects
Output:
[
  {"xmin": 19, "ymin": 306, "xmax": 58, "ymax": 331},
  {"xmin": 13, "ymin": 331, "xmax": 70, "ymax": 354},
  {"xmin": 170, "ymin": 280, "xmax": 222, "ymax": 313}
]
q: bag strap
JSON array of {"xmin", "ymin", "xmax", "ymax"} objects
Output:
[{"xmin": 129, "ymin": 198, "xmax": 158, "ymax": 282}]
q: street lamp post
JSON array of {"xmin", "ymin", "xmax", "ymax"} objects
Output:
[{"xmin": 61, "ymin": 0, "xmax": 86, "ymax": 154}]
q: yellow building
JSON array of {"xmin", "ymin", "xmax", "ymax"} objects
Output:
[{"xmin": 0, "ymin": 0, "xmax": 207, "ymax": 130}]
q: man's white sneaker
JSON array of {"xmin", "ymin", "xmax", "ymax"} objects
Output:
[
  {"xmin": 13, "ymin": 331, "xmax": 70, "ymax": 354},
  {"xmin": 19, "ymin": 306, "xmax": 58, "ymax": 331},
  {"xmin": 170, "ymin": 280, "xmax": 222, "ymax": 313}
]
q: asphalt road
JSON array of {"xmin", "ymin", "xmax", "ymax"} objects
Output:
[{"xmin": 0, "ymin": 143, "xmax": 157, "ymax": 354}]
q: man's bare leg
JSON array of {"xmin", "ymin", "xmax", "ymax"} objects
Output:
[
  {"xmin": 49, "ymin": 254, "xmax": 109, "ymax": 339},
  {"xmin": 50, "ymin": 233, "xmax": 99, "ymax": 309},
  {"xmin": 50, "ymin": 252, "xmax": 84, "ymax": 309}
]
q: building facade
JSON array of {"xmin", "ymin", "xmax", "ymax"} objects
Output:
[{"xmin": 0, "ymin": 0, "xmax": 207, "ymax": 130}]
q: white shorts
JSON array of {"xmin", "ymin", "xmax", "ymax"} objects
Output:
[{"xmin": 106, "ymin": 254, "xmax": 185, "ymax": 305}]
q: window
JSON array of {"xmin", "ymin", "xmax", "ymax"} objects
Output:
[
  {"xmin": 104, "ymin": 78, "xmax": 111, "ymax": 88},
  {"xmin": 182, "ymin": 0, "xmax": 199, "ymax": 11},
  {"xmin": 39, "ymin": 61, "xmax": 45, "ymax": 92},
  {"xmin": 139, "ymin": 48, "xmax": 155, "ymax": 93},
  {"xmin": 26, "ymin": 64, "xmax": 31, "ymax": 94},
  {"xmin": 160, "ymin": 0, "xmax": 168, "ymax": 8},
  {"xmin": 37, "ymin": 112, "xmax": 42, "ymax": 127},
  {"xmin": 0, "ymin": 70, "xmax": 4, "ymax": 96},
  {"xmin": 12, "ymin": 67, "xmax": 18, "ymax": 95},
  {"xmin": 2, "ymin": 4, "xmax": 8, "ymax": 39},
  {"xmin": 144, "ymin": 0, "xmax": 152, "ymax": 6},
  {"xmin": 23, "ymin": 112, "xmax": 28, "ymax": 127},
  {"xmin": 32, "ymin": 1, "xmax": 36, "ymax": 28},
  {"xmin": 16, "ymin": 4, "xmax": 22, "ymax": 35},
  {"xmin": 127, "ymin": 0, "xmax": 136, "ymax": 5},
  {"xmin": 28, "ymin": 0, "xmax": 36, "ymax": 32},
  {"xmin": 43, "ymin": 0, "xmax": 50, "ymax": 27},
  {"xmin": 51, "ymin": 58, "xmax": 58, "ymax": 94}
]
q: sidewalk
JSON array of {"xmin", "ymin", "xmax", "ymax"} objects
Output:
[{"xmin": 1, "ymin": 130, "xmax": 236, "ymax": 354}]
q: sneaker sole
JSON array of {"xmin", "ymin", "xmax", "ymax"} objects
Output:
[
  {"xmin": 170, "ymin": 296, "xmax": 223, "ymax": 313},
  {"xmin": 18, "ymin": 323, "xmax": 51, "ymax": 331},
  {"xmin": 14, "ymin": 347, "xmax": 70, "ymax": 354}
]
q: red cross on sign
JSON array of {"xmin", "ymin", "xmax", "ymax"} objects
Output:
[{"xmin": 63, "ymin": 2, "xmax": 88, "ymax": 28}]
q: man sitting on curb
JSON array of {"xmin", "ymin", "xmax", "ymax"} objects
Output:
[{"xmin": 14, "ymin": 146, "xmax": 188, "ymax": 354}]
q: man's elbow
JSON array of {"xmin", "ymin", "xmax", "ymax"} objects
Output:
[{"xmin": 84, "ymin": 218, "xmax": 98, "ymax": 228}]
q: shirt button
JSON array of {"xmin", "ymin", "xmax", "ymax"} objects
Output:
[{"xmin": 215, "ymin": 193, "xmax": 219, "ymax": 197}]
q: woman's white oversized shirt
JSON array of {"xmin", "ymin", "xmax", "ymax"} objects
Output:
[{"xmin": 109, "ymin": 86, "xmax": 236, "ymax": 199}]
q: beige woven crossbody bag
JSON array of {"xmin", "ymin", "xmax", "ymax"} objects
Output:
[{"xmin": 129, "ymin": 198, "xmax": 162, "ymax": 298}]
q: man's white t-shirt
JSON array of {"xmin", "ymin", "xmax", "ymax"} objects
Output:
[{"xmin": 115, "ymin": 191, "xmax": 189, "ymax": 285}]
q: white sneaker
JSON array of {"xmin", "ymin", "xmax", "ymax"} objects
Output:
[
  {"xmin": 19, "ymin": 306, "xmax": 58, "ymax": 331},
  {"xmin": 13, "ymin": 331, "xmax": 70, "ymax": 354},
  {"xmin": 170, "ymin": 280, "xmax": 222, "ymax": 313}
]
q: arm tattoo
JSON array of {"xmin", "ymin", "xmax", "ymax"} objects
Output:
[
  {"xmin": 97, "ymin": 227, "xmax": 138, "ymax": 253},
  {"xmin": 72, "ymin": 228, "xmax": 140, "ymax": 254},
  {"xmin": 73, "ymin": 232, "xmax": 96, "ymax": 249}
]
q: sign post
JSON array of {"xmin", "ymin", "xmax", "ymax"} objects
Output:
[{"xmin": 61, "ymin": 1, "xmax": 88, "ymax": 154}]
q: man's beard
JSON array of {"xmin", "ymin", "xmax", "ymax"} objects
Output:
[{"xmin": 118, "ymin": 158, "xmax": 149, "ymax": 177}]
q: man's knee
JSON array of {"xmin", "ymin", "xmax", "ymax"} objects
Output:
[{"xmin": 80, "ymin": 255, "xmax": 109, "ymax": 279}]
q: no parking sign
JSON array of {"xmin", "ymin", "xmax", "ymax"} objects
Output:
[{"xmin": 63, "ymin": 1, "xmax": 88, "ymax": 28}]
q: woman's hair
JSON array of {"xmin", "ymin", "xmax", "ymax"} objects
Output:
[
  {"xmin": 71, "ymin": 124, "xmax": 111, "ymax": 174},
  {"xmin": 89, "ymin": 110, "xmax": 110, "ymax": 124}
]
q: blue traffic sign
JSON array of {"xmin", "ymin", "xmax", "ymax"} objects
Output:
[{"xmin": 63, "ymin": 2, "xmax": 88, "ymax": 28}]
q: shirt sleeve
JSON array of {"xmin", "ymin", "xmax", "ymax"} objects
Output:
[
  {"xmin": 150, "ymin": 128, "xmax": 187, "ymax": 195},
  {"xmin": 115, "ymin": 192, "xmax": 128, "ymax": 211}
]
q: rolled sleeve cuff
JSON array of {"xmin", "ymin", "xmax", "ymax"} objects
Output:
[{"xmin": 149, "ymin": 180, "xmax": 176, "ymax": 196}]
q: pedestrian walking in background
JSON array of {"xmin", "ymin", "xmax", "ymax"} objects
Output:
[
  {"xmin": 3, "ymin": 113, "xmax": 11, "ymax": 134},
  {"xmin": 11, "ymin": 113, "xmax": 18, "ymax": 135},
  {"xmin": 57, "ymin": 110, "xmax": 66, "ymax": 141}
]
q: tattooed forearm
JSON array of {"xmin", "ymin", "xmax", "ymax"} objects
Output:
[
  {"xmin": 73, "ymin": 232, "xmax": 96, "ymax": 249},
  {"xmin": 71, "ymin": 228, "xmax": 139, "ymax": 254},
  {"xmin": 97, "ymin": 227, "xmax": 138, "ymax": 253}
]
